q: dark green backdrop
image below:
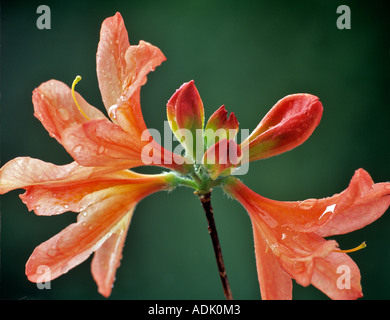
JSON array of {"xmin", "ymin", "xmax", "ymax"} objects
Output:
[{"xmin": 1, "ymin": 0, "xmax": 389, "ymax": 299}]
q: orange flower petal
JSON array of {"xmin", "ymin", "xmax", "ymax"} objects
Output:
[
  {"xmin": 97, "ymin": 12, "xmax": 166, "ymax": 134},
  {"xmin": 0, "ymin": 157, "xmax": 171, "ymax": 216},
  {"xmin": 26, "ymin": 179, "xmax": 170, "ymax": 285},
  {"xmin": 96, "ymin": 12, "xmax": 131, "ymax": 111},
  {"xmin": 91, "ymin": 212, "xmax": 132, "ymax": 297},
  {"xmin": 252, "ymin": 209, "xmax": 362, "ymax": 299},
  {"xmin": 311, "ymin": 251, "xmax": 363, "ymax": 300},
  {"xmin": 0, "ymin": 158, "xmax": 111, "ymax": 194},
  {"xmin": 316, "ymin": 169, "xmax": 390, "ymax": 236},
  {"xmin": 61, "ymin": 118, "xmax": 187, "ymax": 172},
  {"xmin": 224, "ymin": 169, "xmax": 390, "ymax": 235},
  {"xmin": 25, "ymin": 186, "xmax": 136, "ymax": 283},
  {"xmin": 33, "ymin": 80, "xmax": 106, "ymax": 142},
  {"xmin": 223, "ymin": 175, "xmax": 388, "ymax": 299},
  {"xmin": 252, "ymin": 223, "xmax": 292, "ymax": 300}
]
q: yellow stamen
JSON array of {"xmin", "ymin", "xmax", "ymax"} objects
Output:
[
  {"xmin": 334, "ymin": 241, "xmax": 367, "ymax": 253},
  {"xmin": 71, "ymin": 75, "xmax": 90, "ymax": 120}
]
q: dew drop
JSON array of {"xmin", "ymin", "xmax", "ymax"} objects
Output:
[
  {"xmin": 47, "ymin": 248, "xmax": 57, "ymax": 257},
  {"xmin": 64, "ymin": 204, "xmax": 69, "ymax": 209},
  {"xmin": 73, "ymin": 145, "xmax": 83, "ymax": 153},
  {"xmin": 318, "ymin": 204, "xmax": 336, "ymax": 223},
  {"xmin": 35, "ymin": 205, "xmax": 41, "ymax": 211},
  {"xmin": 57, "ymin": 108, "xmax": 70, "ymax": 121},
  {"xmin": 77, "ymin": 211, "xmax": 88, "ymax": 222},
  {"xmin": 97, "ymin": 145, "xmax": 106, "ymax": 155},
  {"xmin": 299, "ymin": 199, "xmax": 318, "ymax": 210},
  {"xmin": 108, "ymin": 104, "xmax": 118, "ymax": 120}
]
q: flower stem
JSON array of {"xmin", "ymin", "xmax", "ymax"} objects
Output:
[{"xmin": 197, "ymin": 191, "xmax": 233, "ymax": 300}]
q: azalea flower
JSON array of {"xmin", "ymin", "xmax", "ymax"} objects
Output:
[
  {"xmin": 1, "ymin": 12, "xmax": 389, "ymax": 300},
  {"xmin": 0, "ymin": 158, "xmax": 177, "ymax": 297},
  {"xmin": 0, "ymin": 12, "xmax": 189, "ymax": 298},
  {"xmin": 223, "ymin": 170, "xmax": 390, "ymax": 299}
]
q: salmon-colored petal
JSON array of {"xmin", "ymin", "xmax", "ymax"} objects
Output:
[
  {"xmin": 96, "ymin": 12, "xmax": 130, "ymax": 110},
  {"xmin": 241, "ymin": 94, "xmax": 323, "ymax": 162},
  {"xmin": 252, "ymin": 223, "xmax": 292, "ymax": 300},
  {"xmin": 33, "ymin": 80, "xmax": 106, "ymax": 142},
  {"xmin": 110, "ymin": 40, "xmax": 166, "ymax": 133},
  {"xmin": 316, "ymin": 169, "xmax": 390, "ymax": 236},
  {"xmin": 26, "ymin": 179, "xmax": 170, "ymax": 283},
  {"xmin": 0, "ymin": 158, "xmax": 112, "ymax": 194},
  {"xmin": 19, "ymin": 172, "xmax": 146, "ymax": 216},
  {"xmin": 62, "ymin": 119, "xmax": 146, "ymax": 167},
  {"xmin": 91, "ymin": 212, "xmax": 132, "ymax": 297},
  {"xmin": 25, "ymin": 186, "xmax": 136, "ymax": 283},
  {"xmin": 62, "ymin": 118, "xmax": 189, "ymax": 173},
  {"xmin": 122, "ymin": 40, "xmax": 166, "ymax": 104},
  {"xmin": 224, "ymin": 170, "xmax": 390, "ymax": 234},
  {"xmin": 251, "ymin": 215, "xmax": 339, "ymax": 287},
  {"xmin": 224, "ymin": 177, "xmax": 367, "ymax": 299},
  {"xmin": 97, "ymin": 13, "xmax": 165, "ymax": 133},
  {"xmin": 0, "ymin": 157, "xmax": 169, "ymax": 216},
  {"xmin": 311, "ymin": 251, "xmax": 362, "ymax": 300}
]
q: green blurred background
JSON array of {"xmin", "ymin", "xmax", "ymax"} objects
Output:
[{"xmin": 1, "ymin": 0, "xmax": 389, "ymax": 300}]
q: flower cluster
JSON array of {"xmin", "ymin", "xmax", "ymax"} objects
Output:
[{"xmin": 1, "ymin": 12, "xmax": 389, "ymax": 299}]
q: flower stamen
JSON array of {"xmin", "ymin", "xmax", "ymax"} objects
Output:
[
  {"xmin": 71, "ymin": 75, "xmax": 90, "ymax": 120},
  {"xmin": 334, "ymin": 241, "xmax": 367, "ymax": 253}
]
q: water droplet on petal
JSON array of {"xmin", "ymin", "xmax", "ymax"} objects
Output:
[
  {"xmin": 64, "ymin": 204, "xmax": 69, "ymax": 209},
  {"xmin": 298, "ymin": 199, "xmax": 318, "ymax": 210},
  {"xmin": 57, "ymin": 108, "xmax": 70, "ymax": 121},
  {"xmin": 270, "ymin": 242, "xmax": 279, "ymax": 251},
  {"xmin": 97, "ymin": 145, "xmax": 106, "ymax": 155},
  {"xmin": 77, "ymin": 211, "xmax": 88, "ymax": 222},
  {"xmin": 108, "ymin": 104, "xmax": 118, "ymax": 120},
  {"xmin": 35, "ymin": 205, "xmax": 41, "ymax": 211},
  {"xmin": 318, "ymin": 204, "xmax": 336, "ymax": 223},
  {"xmin": 73, "ymin": 145, "xmax": 83, "ymax": 154},
  {"xmin": 47, "ymin": 248, "xmax": 57, "ymax": 257}
]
